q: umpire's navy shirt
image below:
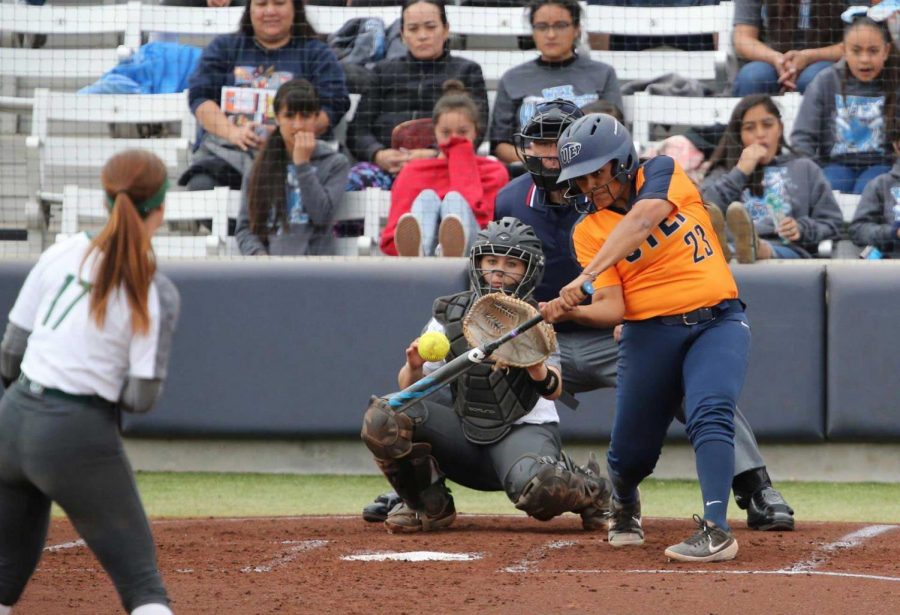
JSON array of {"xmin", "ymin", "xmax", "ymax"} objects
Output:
[{"xmin": 494, "ymin": 174, "xmax": 597, "ymax": 334}]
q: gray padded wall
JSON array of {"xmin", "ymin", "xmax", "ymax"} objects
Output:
[
  {"xmin": 559, "ymin": 263, "xmax": 827, "ymax": 442},
  {"xmin": 827, "ymin": 262, "xmax": 900, "ymax": 440},
  {"xmin": 121, "ymin": 259, "xmax": 470, "ymax": 437}
]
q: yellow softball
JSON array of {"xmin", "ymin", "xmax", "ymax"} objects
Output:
[{"xmin": 418, "ymin": 331, "xmax": 451, "ymax": 362}]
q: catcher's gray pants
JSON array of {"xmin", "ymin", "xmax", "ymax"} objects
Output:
[
  {"xmin": 557, "ymin": 328, "xmax": 765, "ymax": 475},
  {"xmin": 408, "ymin": 399, "xmax": 561, "ymax": 500},
  {"xmin": 0, "ymin": 384, "xmax": 169, "ymax": 612}
]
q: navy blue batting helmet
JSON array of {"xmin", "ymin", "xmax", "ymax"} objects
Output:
[
  {"xmin": 557, "ymin": 113, "xmax": 638, "ymax": 187},
  {"xmin": 515, "ymin": 99, "xmax": 584, "ymax": 193}
]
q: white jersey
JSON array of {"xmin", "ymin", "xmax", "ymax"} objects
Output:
[
  {"xmin": 8, "ymin": 233, "xmax": 179, "ymax": 402},
  {"xmin": 421, "ymin": 318, "xmax": 560, "ymax": 425}
]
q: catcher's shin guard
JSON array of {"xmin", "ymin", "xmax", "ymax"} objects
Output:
[
  {"xmin": 375, "ymin": 442, "xmax": 450, "ymax": 516},
  {"xmin": 509, "ymin": 453, "xmax": 612, "ymax": 529}
]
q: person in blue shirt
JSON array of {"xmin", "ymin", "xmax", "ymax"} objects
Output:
[{"xmin": 182, "ymin": 0, "xmax": 350, "ymax": 191}]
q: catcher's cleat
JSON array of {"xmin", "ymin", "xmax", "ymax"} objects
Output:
[
  {"xmin": 745, "ymin": 486, "xmax": 795, "ymax": 531},
  {"xmin": 362, "ymin": 491, "xmax": 402, "ymax": 523},
  {"xmin": 726, "ymin": 202, "xmax": 758, "ymax": 264},
  {"xmin": 438, "ymin": 214, "xmax": 466, "ymax": 257},
  {"xmin": 395, "ymin": 213, "xmax": 423, "ymax": 256},
  {"xmin": 384, "ymin": 497, "xmax": 457, "ymax": 534},
  {"xmin": 607, "ymin": 491, "xmax": 644, "ymax": 547},
  {"xmin": 665, "ymin": 515, "xmax": 739, "ymax": 563}
]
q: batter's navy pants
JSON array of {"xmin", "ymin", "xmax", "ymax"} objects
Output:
[{"xmin": 607, "ymin": 300, "xmax": 751, "ymax": 523}]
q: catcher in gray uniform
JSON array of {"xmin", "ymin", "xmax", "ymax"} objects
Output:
[{"xmin": 361, "ymin": 217, "xmax": 612, "ymax": 533}]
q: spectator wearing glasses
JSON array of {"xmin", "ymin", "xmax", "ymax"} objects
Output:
[{"xmin": 489, "ymin": 0, "xmax": 622, "ymax": 166}]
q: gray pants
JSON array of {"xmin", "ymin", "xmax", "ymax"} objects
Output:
[
  {"xmin": 0, "ymin": 384, "xmax": 169, "ymax": 612},
  {"xmin": 558, "ymin": 328, "xmax": 765, "ymax": 476},
  {"xmin": 409, "ymin": 399, "xmax": 562, "ymax": 501}
]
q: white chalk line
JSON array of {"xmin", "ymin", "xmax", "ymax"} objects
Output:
[
  {"xmin": 503, "ymin": 539, "xmax": 578, "ymax": 573},
  {"xmin": 783, "ymin": 524, "xmax": 899, "ymax": 573},
  {"xmin": 241, "ymin": 539, "xmax": 329, "ymax": 573},
  {"xmin": 532, "ymin": 568, "xmax": 900, "ymax": 583}
]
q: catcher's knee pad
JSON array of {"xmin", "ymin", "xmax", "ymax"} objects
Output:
[
  {"xmin": 361, "ymin": 396, "xmax": 414, "ymax": 460},
  {"xmin": 503, "ymin": 453, "xmax": 545, "ymax": 501},
  {"xmin": 511, "ymin": 457, "xmax": 606, "ymax": 522}
]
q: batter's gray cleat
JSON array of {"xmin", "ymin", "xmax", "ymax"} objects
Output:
[
  {"xmin": 362, "ymin": 491, "xmax": 402, "ymax": 523},
  {"xmin": 607, "ymin": 491, "xmax": 644, "ymax": 547},
  {"xmin": 745, "ymin": 486, "xmax": 795, "ymax": 531},
  {"xmin": 384, "ymin": 498, "xmax": 456, "ymax": 534},
  {"xmin": 665, "ymin": 515, "xmax": 739, "ymax": 563}
]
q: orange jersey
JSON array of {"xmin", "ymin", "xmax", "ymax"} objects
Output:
[{"xmin": 572, "ymin": 156, "xmax": 738, "ymax": 320}]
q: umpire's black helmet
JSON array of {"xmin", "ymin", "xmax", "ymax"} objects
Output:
[
  {"xmin": 469, "ymin": 217, "xmax": 545, "ymax": 300},
  {"xmin": 515, "ymin": 99, "xmax": 585, "ymax": 193},
  {"xmin": 557, "ymin": 113, "xmax": 639, "ymax": 191}
]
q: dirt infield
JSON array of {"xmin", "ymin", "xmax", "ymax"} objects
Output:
[{"xmin": 16, "ymin": 515, "xmax": 900, "ymax": 614}]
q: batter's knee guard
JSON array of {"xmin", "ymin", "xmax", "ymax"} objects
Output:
[
  {"xmin": 361, "ymin": 396, "xmax": 415, "ymax": 460},
  {"xmin": 507, "ymin": 453, "xmax": 612, "ymax": 529}
]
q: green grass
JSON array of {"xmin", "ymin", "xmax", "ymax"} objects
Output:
[{"xmin": 56, "ymin": 473, "xmax": 899, "ymax": 523}]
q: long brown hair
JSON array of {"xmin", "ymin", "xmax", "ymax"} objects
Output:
[
  {"xmin": 247, "ymin": 78, "xmax": 320, "ymax": 242},
  {"xmin": 86, "ymin": 149, "xmax": 166, "ymax": 335},
  {"xmin": 707, "ymin": 94, "xmax": 793, "ymax": 197}
]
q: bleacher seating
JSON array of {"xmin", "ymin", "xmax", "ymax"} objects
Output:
[
  {"xmin": 25, "ymin": 88, "xmax": 192, "ymax": 245},
  {"xmin": 59, "ymin": 185, "xmax": 229, "ymax": 258}
]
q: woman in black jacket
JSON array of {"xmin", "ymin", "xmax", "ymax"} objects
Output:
[{"xmin": 347, "ymin": 0, "xmax": 489, "ymax": 187}]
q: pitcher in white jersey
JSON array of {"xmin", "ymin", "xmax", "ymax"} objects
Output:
[{"xmin": 0, "ymin": 150, "xmax": 180, "ymax": 615}]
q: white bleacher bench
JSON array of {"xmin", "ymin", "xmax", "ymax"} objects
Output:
[
  {"xmin": 629, "ymin": 91, "xmax": 802, "ymax": 151},
  {"xmin": 25, "ymin": 88, "xmax": 193, "ymax": 247},
  {"xmin": 0, "ymin": 2, "xmax": 137, "ymax": 43},
  {"xmin": 583, "ymin": 1, "xmax": 735, "ymax": 86},
  {"xmin": 59, "ymin": 185, "xmax": 229, "ymax": 258},
  {"xmin": 137, "ymin": 4, "xmax": 243, "ymax": 38},
  {"xmin": 0, "ymin": 48, "xmax": 120, "ymax": 80}
]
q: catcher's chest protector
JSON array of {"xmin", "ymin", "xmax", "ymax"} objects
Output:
[{"xmin": 433, "ymin": 292, "xmax": 542, "ymax": 445}]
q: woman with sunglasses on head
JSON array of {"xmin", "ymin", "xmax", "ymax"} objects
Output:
[{"xmin": 489, "ymin": 0, "xmax": 622, "ymax": 166}]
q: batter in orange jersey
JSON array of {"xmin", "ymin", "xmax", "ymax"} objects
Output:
[{"xmin": 542, "ymin": 113, "xmax": 752, "ymax": 565}]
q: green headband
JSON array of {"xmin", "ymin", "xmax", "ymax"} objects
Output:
[{"xmin": 106, "ymin": 178, "xmax": 169, "ymax": 216}]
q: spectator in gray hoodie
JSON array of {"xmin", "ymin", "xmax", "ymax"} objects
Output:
[
  {"xmin": 703, "ymin": 94, "xmax": 842, "ymax": 263},
  {"xmin": 236, "ymin": 79, "xmax": 351, "ymax": 256},
  {"xmin": 849, "ymin": 147, "xmax": 900, "ymax": 257},
  {"xmin": 790, "ymin": 14, "xmax": 899, "ymax": 194},
  {"xmin": 489, "ymin": 0, "xmax": 622, "ymax": 165}
]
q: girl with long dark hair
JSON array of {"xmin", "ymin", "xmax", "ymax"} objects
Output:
[
  {"xmin": 702, "ymin": 94, "xmax": 842, "ymax": 262},
  {"xmin": 0, "ymin": 150, "xmax": 181, "ymax": 615},
  {"xmin": 236, "ymin": 79, "xmax": 351, "ymax": 255}
]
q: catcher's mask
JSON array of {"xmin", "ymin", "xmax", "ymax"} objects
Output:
[
  {"xmin": 557, "ymin": 113, "xmax": 638, "ymax": 213},
  {"xmin": 469, "ymin": 217, "xmax": 545, "ymax": 300},
  {"xmin": 514, "ymin": 99, "xmax": 584, "ymax": 195}
]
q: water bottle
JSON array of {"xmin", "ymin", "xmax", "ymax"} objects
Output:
[{"xmin": 860, "ymin": 246, "xmax": 883, "ymax": 260}]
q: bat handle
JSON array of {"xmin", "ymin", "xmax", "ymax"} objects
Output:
[{"xmin": 581, "ymin": 281, "xmax": 595, "ymax": 296}]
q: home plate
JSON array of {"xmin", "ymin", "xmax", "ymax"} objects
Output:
[{"xmin": 342, "ymin": 551, "xmax": 482, "ymax": 562}]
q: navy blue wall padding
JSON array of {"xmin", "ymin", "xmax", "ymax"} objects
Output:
[
  {"xmin": 122, "ymin": 259, "xmax": 469, "ymax": 436},
  {"xmin": 558, "ymin": 263, "xmax": 828, "ymax": 442},
  {"xmin": 827, "ymin": 263, "xmax": 900, "ymax": 440}
]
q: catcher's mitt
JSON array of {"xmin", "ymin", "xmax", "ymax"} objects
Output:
[{"xmin": 462, "ymin": 293, "xmax": 557, "ymax": 368}]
